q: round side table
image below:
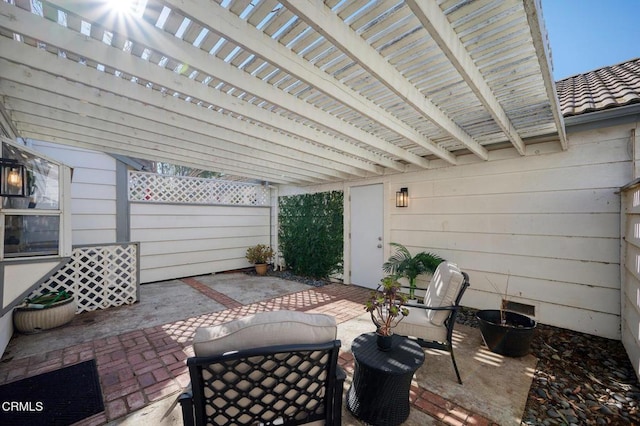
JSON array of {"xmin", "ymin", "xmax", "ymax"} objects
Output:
[{"xmin": 346, "ymin": 333, "xmax": 425, "ymax": 426}]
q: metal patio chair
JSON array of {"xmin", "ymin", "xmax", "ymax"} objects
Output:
[
  {"xmin": 179, "ymin": 310, "xmax": 345, "ymax": 425},
  {"xmin": 393, "ymin": 261, "xmax": 470, "ymax": 384}
]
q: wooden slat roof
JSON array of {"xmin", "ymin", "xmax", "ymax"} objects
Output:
[{"xmin": 0, "ymin": 0, "xmax": 566, "ymax": 185}]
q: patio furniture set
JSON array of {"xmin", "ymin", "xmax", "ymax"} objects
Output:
[{"xmin": 179, "ymin": 261, "xmax": 470, "ymax": 426}]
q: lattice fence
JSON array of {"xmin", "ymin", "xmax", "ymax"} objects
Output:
[
  {"xmin": 26, "ymin": 243, "xmax": 139, "ymax": 314},
  {"xmin": 128, "ymin": 171, "xmax": 270, "ymax": 206}
]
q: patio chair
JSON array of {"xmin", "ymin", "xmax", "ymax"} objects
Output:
[
  {"xmin": 392, "ymin": 261, "xmax": 470, "ymax": 384},
  {"xmin": 179, "ymin": 310, "xmax": 345, "ymax": 426}
]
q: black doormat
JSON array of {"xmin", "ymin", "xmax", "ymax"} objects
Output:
[{"xmin": 0, "ymin": 359, "xmax": 104, "ymax": 425}]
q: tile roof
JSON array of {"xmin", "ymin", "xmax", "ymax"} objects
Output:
[{"xmin": 556, "ymin": 58, "xmax": 640, "ymax": 117}]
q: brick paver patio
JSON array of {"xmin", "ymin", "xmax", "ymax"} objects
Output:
[{"xmin": 0, "ymin": 278, "xmax": 495, "ymax": 425}]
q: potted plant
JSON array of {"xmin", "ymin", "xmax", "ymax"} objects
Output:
[
  {"xmin": 13, "ymin": 289, "xmax": 76, "ymax": 334},
  {"xmin": 245, "ymin": 244, "xmax": 274, "ymax": 276},
  {"xmin": 382, "ymin": 242, "xmax": 444, "ymax": 301},
  {"xmin": 364, "ymin": 276, "xmax": 409, "ymax": 351},
  {"xmin": 475, "ymin": 275, "xmax": 537, "ymax": 357}
]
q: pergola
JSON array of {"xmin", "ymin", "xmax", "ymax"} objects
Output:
[{"xmin": 0, "ymin": 0, "xmax": 566, "ymax": 185}]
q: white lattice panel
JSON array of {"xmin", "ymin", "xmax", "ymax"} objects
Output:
[
  {"xmin": 27, "ymin": 243, "xmax": 138, "ymax": 314},
  {"xmin": 128, "ymin": 171, "xmax": 269, "ymax": 206}
]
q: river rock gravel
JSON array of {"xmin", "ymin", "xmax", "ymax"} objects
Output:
[{"xmin": 457, "ymin": 307, "xmax": 640, "ymax": 425}]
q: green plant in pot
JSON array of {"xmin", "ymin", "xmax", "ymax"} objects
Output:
[
  {"xmin": 245, "ymin": 244, "xmax": 274, "ymax": 276},
  {"xmin": 14, "ymin": 289, "xmax": 76, "ymax": 334},
  {"xmin": 364, "ymin": 275, "xmax": 409, "ymax": 351},
  {"xmin": 382, "ymin": 242, "xmax": 444, "ymax": 300}
]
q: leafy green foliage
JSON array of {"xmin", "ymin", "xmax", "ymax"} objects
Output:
[
  {"xmin": 365, "ymin": 276, "xmax": 409, "ymax": 336},
  {"xmin": 382, "ymin": 242, "xmax": 444, "ymax": 299},
  {"xmin": 278, "ymin": 191, "xmax": 343, "ymax": 278},
  {"xmin": 245, "ymin": 244, "xmax": 274, "ymax": 264}
]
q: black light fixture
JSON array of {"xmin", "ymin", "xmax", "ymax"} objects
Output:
[
  {"xmin": 0, "ymin": 159, "xmax": 27, "ymax": 197},
  {"xmin": 395, "ymin": 187, "xmax": 408, "ymax": 208}
]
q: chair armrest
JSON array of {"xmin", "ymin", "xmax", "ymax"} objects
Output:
[
  {"xmin": 332, "ymin": 365, "xmax": 346, "ymax": 424},
  {"xmin": 398, "ymin": 285, "xmax": 428, "ymax": 293},
  {"xmin": 178, "ymin": 390, "xmax": 195, "ymax": 426},
  {"xmin": 406, "ymin": 303, "xmax": 460, "ymax": 312}
]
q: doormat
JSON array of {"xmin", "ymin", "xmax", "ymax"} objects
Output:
[{"xmin": 0, "ymin": 359, "xmax": 104, "ymax": 425}]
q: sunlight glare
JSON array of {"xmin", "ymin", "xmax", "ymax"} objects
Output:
[
  {"xmin": 106, "ymin": 0, "xmax": 147, "ymax": 17},
  {"xmin": 109, "ymin": 0, "xmax": 131, "ymax": 14}
]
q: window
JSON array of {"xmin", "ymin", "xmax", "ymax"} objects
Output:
[
  {"xmin": 1, "ymin": 142, "xmax": 64, "ymax": 259},
  {"xmin": 4, "ymin": 215, "xmax": 60, "ymax": 257}
]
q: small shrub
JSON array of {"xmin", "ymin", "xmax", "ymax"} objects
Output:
[{"xmin": 245, "ymin": 244, "xmax": 274, "ymax": 264}]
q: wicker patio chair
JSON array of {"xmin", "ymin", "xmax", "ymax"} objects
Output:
[
  {"xmin": 393, "ymin": 261, "xmax": 470, "ymax": 384},
  {"xmin": 179, "ymin": 310, "xmax": 345, "ymax": 426}
]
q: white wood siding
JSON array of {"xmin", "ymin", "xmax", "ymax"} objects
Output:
[
  {"xmin": 287, "ymin": 125, "xmax": 634, "ymax": 340},
  {"xmin": 130, "ymin": 203, "xmax": 270, "ymax": 283},
  {"xmin": 621, "ymin": 140, "xmax": 640, "ymax": 380},
  {"xmin": 29, "ymin": 140, "xmax": 117, "ymax": 245},
  {"xmin": 391, "ymin": 129, "xmax": 632, "ymax": 339}
]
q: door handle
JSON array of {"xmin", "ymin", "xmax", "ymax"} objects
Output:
[{"xmin": 377, "ymin": 244, "xmax": 382, "ymax": 248}]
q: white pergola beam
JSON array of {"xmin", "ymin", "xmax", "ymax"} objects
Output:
[
  {"xmin": 39, "ymin": 0, "xmax": 414, "ymax": 171},
  {"xmin": 0, "ymin": 45, "xmax": 377, "ymax": 179},
  {"xmin": 406, "ymin": 0, "xmax": 526, "ymax": 155},
  {"xmin": 523, "ymin": 0, "xmax": 567, "ymax": 149},
  {"xmin": 13, "ymin": 112, "xmax": 321, "ymax": 184},
  {"xmin": 279, "ymin": 0, "xmax": 489, "ymax": 161},
  {"xmin": 163, "ymin": 0, "xmax": 456, "ymax": 165},
  {"xmin": 2, "ymin": 84, "xmax": 354, "ymax": 181},
  {"xmin": 10, "ymin": 104, "xmax": 338, "ymax": 183},
  {"xmin": 17, "ymin": 125, "xmax": 298, "ymax": 184}
]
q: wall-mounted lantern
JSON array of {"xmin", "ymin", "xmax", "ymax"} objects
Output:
[
  {"xmin": 395, "ymin": 187, "xmax": 408, "ymax": 208},
  {"xmin": 0, "ymin": 159, "xmax": 27, "ymax": 197}
]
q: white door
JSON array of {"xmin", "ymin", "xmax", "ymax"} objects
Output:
[{"xmin": 350, "ymin": 184, "xmax": 384, "ymax": 289}]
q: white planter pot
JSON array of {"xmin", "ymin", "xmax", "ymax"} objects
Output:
[{"xmin": 13, "ymin": 297, "xmax": 76, "ymax": 334}]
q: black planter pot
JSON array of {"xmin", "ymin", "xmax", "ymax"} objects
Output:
[
  {"xmin": 476, "ymin": 310, "xmax": 537, "ymax": 357},
  {"xmin": 376, "ymin": 332, "xmax": 393, "ymax": 351}
]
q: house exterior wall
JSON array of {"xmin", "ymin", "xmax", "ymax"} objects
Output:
[
  {"xmin": 620, "ymin": 124, "xmax": 640, "ymax": 381},
  {"xmin": 130, "ymin": 202, "xmax": 270, "ymax": 283},
  {"xmin": 1, "ymin": 140, "xmax": 74, "ymax": 356},
  {"xmin": 621, "ymin": 184, "xmax": 640, "ymax": 380},
  {"xmin": 29, "ymin": 141, "xmax": 117, "ymax": 245},
  {"xmin": 285, "ymin": 123, "xmax": 634, "ymax": 340},
  {"xmin": 29, "ymin": 141, "xmax": 273, "ymax": 284}
]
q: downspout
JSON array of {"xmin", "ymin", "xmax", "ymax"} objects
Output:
[
  {"xmin": 632, "ymin": 128, "xmax": 639, "ymax": 180},
  {"xmin": 268, "ymin": 184, "xmax": 279, "ymax": 259}
]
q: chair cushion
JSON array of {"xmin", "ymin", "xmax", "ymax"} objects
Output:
[
  {"xmin": 393, "ymin": 307, "xmax": 448, "ymax": 342},
  {"xmin": 193, "ymin": 310, "xmax": 337, "ymax": 357},
  {"xmin": 424, "ymin": 262, "xmax": 464, "ymax": 326}
]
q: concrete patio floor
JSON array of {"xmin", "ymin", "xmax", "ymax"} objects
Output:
[{"xmin": 0, "ymin": 272, "xmax": 536, "ymax": 425}]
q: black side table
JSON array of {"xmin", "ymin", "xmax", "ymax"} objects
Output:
[{"xmin": 346, "ymin": 333, "xmax": 425, "ymax": 426}]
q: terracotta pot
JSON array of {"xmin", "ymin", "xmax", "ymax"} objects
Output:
[
  {"xmin": 254, "ymin": 263, "xmax": 268, "ymax": 275},
  {"xmin": 13, "ymin": 297, "xmax": 76, "ymax": 334}
]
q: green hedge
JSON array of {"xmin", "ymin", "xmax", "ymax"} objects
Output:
[{"xmin": 278, "ymin": 191, "xmax": 343, "ymax": 278}]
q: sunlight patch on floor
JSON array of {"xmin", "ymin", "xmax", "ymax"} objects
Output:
[{"xmin": 473, "ymin": 347, "xmax": 505, "ymax": 367}]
